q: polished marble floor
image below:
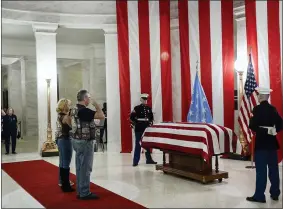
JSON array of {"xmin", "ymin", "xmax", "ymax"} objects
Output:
[
  {"xmin": 1, "ymin": 151, "xmax": 282, "ymax": 208},
  {"xmin": 1, "ymin": 136, "xmax": 38, "ymax": 154}
]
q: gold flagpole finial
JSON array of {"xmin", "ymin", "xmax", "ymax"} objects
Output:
[
  {"xmin": 248, "ymin": 46, "xmax": 252, "ymax": 54},
  {"xmin": 248, "ymin": 46, "xmax": 252, "ymax": 62}
]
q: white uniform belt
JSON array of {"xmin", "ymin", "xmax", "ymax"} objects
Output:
[
  {"xmin": 259, "ymin": 126, "xmax": 277, "ymax": 136},
  {"xmin": 259, "ymin": 126, "xmax": 274, "ymax": 129},
  {"xmin": 137, "ymin": 118, "xmax": 149, "ymax": 121}
]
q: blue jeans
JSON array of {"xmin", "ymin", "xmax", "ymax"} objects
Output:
[
  {"xmin": 133, "ymin": 131, "xmax": 152, "ymax": 164},
  {"xmin": 254, "ymin": 150, "xmax": 281, "ymax": 200},
  {"xmin": 56, "ymin": 138, "xmax": 73, "ymax": 184},
  {"xmin": 72, "ymin": 139, "xmax": 94, "ymax": 197}
]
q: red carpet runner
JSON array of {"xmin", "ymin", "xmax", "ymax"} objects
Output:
[{"xmin": 2, "ymin": 160, "xmax": 146, "ymax": 209}]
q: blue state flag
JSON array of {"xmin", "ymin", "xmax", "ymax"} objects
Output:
[{"xmin": 187, "ymin": 72, "xmax": 213, "ymax": 123}]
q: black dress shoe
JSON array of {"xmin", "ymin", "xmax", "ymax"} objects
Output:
[
  {"xmin": 12, "ymin": 152, "xmax": 17, "ymax": 154},
  {"xmin": 146, "ymin": 161, "xmax": 157, "ymax": 164},
  {"xmin": 271, "ymin": 196, "xmax": 279, "ymax": 201},
  {"xmin": 80, "ymin": 193, "xmax": 99, "ymax": 200},
  {"xmin": 5, "ymin": 153, "xmax": 9, "ymax": 155},
  {"xmin": 246, "ymin": 196, "xmax": 266, "ymax": 203},
  {"xmin": 133, "ymin": 163, "xmax": 138, "ymax": 167}
]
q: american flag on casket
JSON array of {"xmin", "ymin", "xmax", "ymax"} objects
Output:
[{"xmin": 141, "ymin": 122, "xmax": 242, "ymax": 162}]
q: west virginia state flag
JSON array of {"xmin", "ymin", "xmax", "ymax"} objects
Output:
[{"xmin": 187, "ymin": 72, "xmax": 213, "ymax": 123}]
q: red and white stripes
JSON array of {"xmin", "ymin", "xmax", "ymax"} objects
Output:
[
  {"xmin": 244, "ymin": 0, "xmax": 282, "ymax": 163},
  {"xmin": 238, "ymin": 92, "xmax": 258, "ymax": 145},
  {"xmin": 116, "ymin": 0, "xmax": 173, "ymax": 152},
  {"xmin": 141, "ymin": 122, "xmax": 241, "ymax": 162},
  {"xmin": 115, "ymin": 0, "xmax": 235, "ymax": 153},
  {"xmin": 172, "ymin": 0, "xmax": 235, "ymax": 129}
]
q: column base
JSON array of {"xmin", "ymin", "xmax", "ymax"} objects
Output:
[
  {"xmin": 41, "ymin": 140, "xmax": 59, "ymax": 157},
  {"xmin": 41, "ymin": 149, "xmax": 59, "ymax": 157}
]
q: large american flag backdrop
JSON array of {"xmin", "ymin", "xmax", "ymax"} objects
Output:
[{"xmin": 110, "ymin": 0, "xmax": 282, "ymax": 162}]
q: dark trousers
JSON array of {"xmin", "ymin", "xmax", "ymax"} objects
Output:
[
  {"xmin": 133, "ymin": 131, "xmax": 153, "ymax": 164},
  {"xmin": 254, "ymin": 150, "xmax": 281, "ymax": 200},
  {"xmin": 5, "ymin": 133, "xmax": 17, "ymax": 153},
  {"xmin": 100, "ymin": 127, "xmax": 107, "ymax": 143}
]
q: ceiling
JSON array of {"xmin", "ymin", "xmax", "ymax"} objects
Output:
[
  {"xmin": 1, "ymin": 1, "xmax": 244, "ymax": 46},
  {"xmin": 1, "ymin": 1, "xmax": 116, "ymax": 15},
  {"xmin": 2, "ymin": 23, "xmax": 105, "ymax": 45},
  {"xmin": 2, "ymin": 1, "xmax": 244, "ymax": 15}
]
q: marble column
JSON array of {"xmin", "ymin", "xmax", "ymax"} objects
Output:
[
  {"xmin": 7, "ymin": 60, "xmax": 22, "ymax": 122},
  {"xmin": 20, "ymin": 57, "xmax": 27, "ymax": 136},
  {"xmin": 89, "ymin": 59, "xmax": 106, "ymax": 105},
  {"xmin": 25, "ymin": 57, "xmax": 38, "ymax": 138},
  {"xmin": 85, "ymin": 45, "xmax": 106, "ymax": 109},
  {"xmin": 33, "ymin": 23, "xmax": 58, "ymax": 153},
  {"xmin": 82, "ymin": 59, "xmax": 90, "ymax": 91},
  {"xmin": 104, "ymin": 27, "xmax": 121, "ymax": 153}
]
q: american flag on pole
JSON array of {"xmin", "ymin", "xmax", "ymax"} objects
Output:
[
  {"xmin": 238, "ymin": 54, "xmax": 258, "ymax": 145},
  {"xmin": 243, "ymin": 0, "xmax": 282, "ymax": 164}
]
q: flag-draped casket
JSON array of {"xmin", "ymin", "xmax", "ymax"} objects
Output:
[
  {"xmin": 141, "ymin": 122, "xmax": 241, "ymax": 162},
  {"xmin": 141, "ymin": 122, "xmax": 241, "ymax": 183}
]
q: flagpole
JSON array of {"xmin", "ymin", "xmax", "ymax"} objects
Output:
[
  {"xmin": 245, "ymin": 136, "xmax": 255, "ymax": 169},
  {"xmin": 245, "ymin": 49, "xmax": 256, "ymax": 169},
  {"xmin": 196, "ymin": 60, "xmax": 200, "ymax": 78},
  {"xmin": 237, "ymin": 70, "xmax": 249, "ymax": 157}
]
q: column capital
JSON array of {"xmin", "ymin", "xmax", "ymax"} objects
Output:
[
  {"xmin": 32, "ymin": 23, "xmax": 58, "ymax": 33},
  {"xmin": 18, "ymin": 56, "xmax": 27, "ymax": 62},
  {"xmin": 103, "ymin": 24, "xmax": 117, "ymax": 35},
  {"xmin": 1, "ymin": 57, "xmax": 20, "ymax": 66},
  {"xmin": 82, "ymin": 59, "xmax": 90, "ymax": 69}
]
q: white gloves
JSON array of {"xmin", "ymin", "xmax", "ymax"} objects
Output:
[{"xmin": 259, "ymin": 126, "xmax": 277, "ymax": 136}]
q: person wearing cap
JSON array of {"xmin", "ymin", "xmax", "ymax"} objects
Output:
[
  {"xmin": 247, "ymin": 87, "xmax": 283, "ymax": 203},
  {"xmin": 130, "ymin": 93, "xmax": 157, "ymax": 166}
]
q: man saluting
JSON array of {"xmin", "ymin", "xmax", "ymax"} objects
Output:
[
  {"xmin": 247, "ymin": 87, "xmax": 283, "ymax": 203},
  {"xmin": 130, "ymin": 93, "xmax": 157, "ymax": 167}
]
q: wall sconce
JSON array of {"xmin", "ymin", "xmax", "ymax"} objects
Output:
[{"xmin": 161, "ymin": 51, "xmax": 169, "ymax": 61}]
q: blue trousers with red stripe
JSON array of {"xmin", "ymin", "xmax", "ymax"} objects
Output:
[{"xmin": 253, "ymin": 150, "xmax": 280, "ymax": 200}]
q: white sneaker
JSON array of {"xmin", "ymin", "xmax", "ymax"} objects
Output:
[{"xmin": 58, "ymin": 181, "xmax": 74, "ymax": 187}]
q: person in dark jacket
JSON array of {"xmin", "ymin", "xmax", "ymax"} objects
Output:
[
  {"xmin": 130, "ymin": 93, "xmax": 157, "ymax": 167},
  {"xmin": 3, "ymin": 108, "xmax": 18, "ymax": 154},
  {"xmin": 1, "ymin": 109, "xmax": 6, "ymax": 143},
  {"xmin": 247, "ymin": 87, "xmax": 283, "ymax": 203},
  {"xmin": 55, "ymin": 98, "xmax": 75, "ymax": 192},
  {"xmin": 100, "ymin": 102, "xmax": 107, "ymax": 144}
]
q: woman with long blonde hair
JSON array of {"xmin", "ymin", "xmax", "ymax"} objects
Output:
[{"xmin": 55, "ymin": 98, "xmax": 75, "ymax": 192}]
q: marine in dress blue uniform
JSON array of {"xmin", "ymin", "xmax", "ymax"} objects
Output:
[
  {"xmin": 247, "ymin": 87, "xmax": 283, "ymax": 203},
  {"xmin": 130, "ymin": 93, "xmax": 157, "ymax": 167}
]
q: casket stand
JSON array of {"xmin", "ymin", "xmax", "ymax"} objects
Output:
[{"xmin": 155, "ymin": 149, "xmax": 228, "ymax": 184}]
